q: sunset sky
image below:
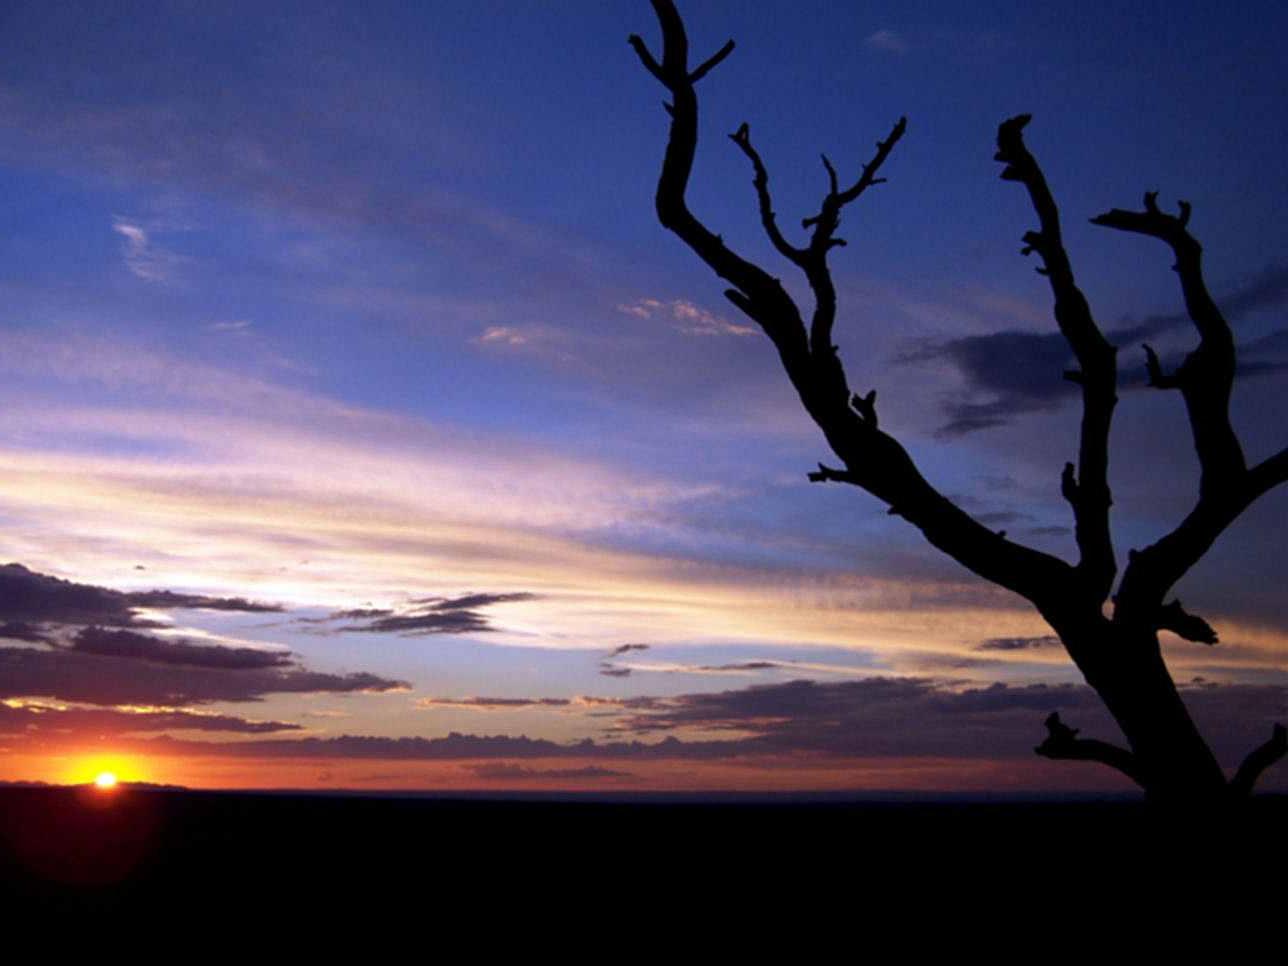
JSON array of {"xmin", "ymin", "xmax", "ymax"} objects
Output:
[{"xmin": 2, "ymin": 0, "xmax": 1286, "ymax": 793}]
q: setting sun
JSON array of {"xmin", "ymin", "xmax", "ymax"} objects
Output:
[{"xmin": 94, "ymin": 772, "xmax": 119, "ymax": 790}]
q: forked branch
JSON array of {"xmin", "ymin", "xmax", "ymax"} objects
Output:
[
  {"xmin": 730, "ymin": 113, "xmax": 906, "ymax": 359},
  {"xmin": 1104, "ymin": 195, "xmax": 1283, "ymax": 625},
  {"xmin": 632, "ymin": 0, "xmax": 1073, "ymax": 613},
  {"xmin": 1093, "ymin": 193, "xmax": 1245, "ymax": 496}
]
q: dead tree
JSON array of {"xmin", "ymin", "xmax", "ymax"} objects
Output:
[{"xmin": 630, "ymin": 0, "xmax": 1287, "ymax": 804}]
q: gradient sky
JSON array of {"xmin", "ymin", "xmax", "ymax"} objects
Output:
[{"xmin": 2, "ymin": 0, "xmax": 1287, "ymax": 793}]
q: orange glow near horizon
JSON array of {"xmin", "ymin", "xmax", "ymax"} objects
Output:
[
  {"xmin": 0, "ymin": 746, "xmax": 1143, "ymax": 794},
  {"xmin": 56, "ymin": 753, "xmax": 150, "ymax": 787}
]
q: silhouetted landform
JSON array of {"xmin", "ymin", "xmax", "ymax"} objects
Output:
[
  {"xmin": 631, "ymin": 0, "xmax": 1287, "ymax": 803},
  {"xmin": 3, "ymin": 786, "xmax": 1285, "ymax": 917}
]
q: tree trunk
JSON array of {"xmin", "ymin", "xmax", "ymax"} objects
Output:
[{"xmin": 1072, "ymin": 627, "xmax": 1227, "ymax": 803}]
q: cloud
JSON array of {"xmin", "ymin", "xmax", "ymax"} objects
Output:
[
  {"xmin": 900, "ymin": 262, "xmax": 1288, "ymax": 435},
  {"xmin": 123, "ymin": 590, "xmax": 283, "ymax": 613},
  {"xmin": 865, "ymin": 29, "xmax": 909, "ymax": 54},
  {"xmin": 0, "ymin": 700, "xmax": 300, "ymax": 735},
  {"xmin": 691, "ymin": 661, "xmax": 781, "ymax": 673},
  {"xmin": 0, "ymin": 557, "xmax": 413, "ymax": 755},
  {"xmin": 608, "ymin": 643, "xmax": 650, "ymax": 657},
  {"xmin": 618, "ymin": 298, "xmax": 756, "ymax": 338},
  {"xmin": 127, "ymin": 730, "xmax": 711, "ymax": 761},
  {"xmin": 466, "ymin": 763, "xmax": 632, "ymax": 781},
  {"xmin": 68, "ymin": 626, "xmax": 294, "ymax": 670},
  {"xmin": 331, "ymin": 592, "xmax": 538, "ymax": 636},
  {"xmin": 0, "ymin": 562, "xmax": 163, "ymax": 629},
  {"xmin": 609, "ymin": 659, "xmax": 785, "ymax": 676},
  {"xmin": 600, "ymin": 677, "xmax": 1286, "ymax": 767},
  {"xmin": 417, "ymin": 696, "xmax": 572, "ymax": 711},
  {"xmin": 0, "ymin": 562, "xmax": 405, "ymax": 708},
  {"xmin": 475, "ymin": 325, "xmax": 532, "ymax": 347},
  {"xmin": 0, "ymin": 644, "xmax": 408, "ymax": 707},
  {"xmin": 897, "ymin": 330, "xmax": 1082, "ymax": 435},
  {"xmin": 111, "ymin": 217, "xmax": 188, "ymax": 282},
  {"xmin": 608, "ymin": 678, "xmax": 1106, "ymax": 757},
  {"xmin": 53, "ymin": 677, "xmax": 1281, "ymax": 776},
  {"xmin": 0, "ymin": 621, "xmax": 55, "ymax": 644},
  {"xmin": 0, "ymin": 563, "xmax": 281, "ymax": 630},
  {"xmin": 975, "ymin": 635, "xmax": 1061, "ymax": 652}
]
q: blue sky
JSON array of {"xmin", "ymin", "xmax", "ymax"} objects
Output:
[{"xmin": 1, "ymin": 0, "xmax": 1286, "ymax": 791}]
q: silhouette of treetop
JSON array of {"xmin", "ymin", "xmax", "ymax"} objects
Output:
[{"xmin": 630, "ymin": 0, "xmax": 1287, "ymax": 804}]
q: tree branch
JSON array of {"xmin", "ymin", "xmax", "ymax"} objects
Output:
[
  {"xmin": 803, "ymin": 118, "xmax": 907, "ymax": 230},
  {"xmin": 630, "ymin": 4, "xmax": 809, "ymax": 362},
  {"xmin": 996, "ymin": 115, "xmax": 1118, "ymax": 606},
  {"xmin": 689, "ymin": 38, "xmax": 735, "ymax": 84},
  {"xmin": 1156, "ymin": 599, "xmax": 1218, "ymax": 645},
  {"xmin": 807, "ymin": 462, "xmax": 856, "ymax": 484},
  {"xmin": 1116, "ymin": 469, "xmax": 1285, "ymax": 627},
  {"xmin": 1035, "ymin": 712, "xmax": 1145, "ymax": 787},
  {"xmin": 1142, "ymin": 343, "xmax": 1180, "ymax": 389},
  {"xmin": 1248, "ymin": 445, "xmax": 1288, "ymax": 496},
  {"xmin": 1109, "ymin": 199, "xmax": 1280, "ymax": 625},
  {"xmin": 728, "ymin": 123, "xmax": 808, "ymax": 266},
  {"xmin": 632, "ymin": 0, "xmax": 1074, "ymax": 612},
  {"xmin": 1092, "ymin": 193, "xmax": 1245, "ymax": 496},
  {"xmin": 627, "ymin": 33, "xmax": 666, "ymax": 85},
  {"xmin": 1229, "ymin": 724, "xmax": 1287, "ymax": 798},
  {"xmin": 800, "ymin": 117, "xmax": 906, "ymax": 359}
]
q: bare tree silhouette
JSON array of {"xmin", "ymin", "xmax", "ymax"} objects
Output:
[{"xmin": 630, "ymin": 0, "xmax": 1287, "ymax": 804}]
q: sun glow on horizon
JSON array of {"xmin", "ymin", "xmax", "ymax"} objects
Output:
[{"xmin": 58, "ymin": 753, "xmax": 149, "ymax": 788}]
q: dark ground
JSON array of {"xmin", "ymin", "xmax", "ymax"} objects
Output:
[{"xmin": 2, "ymin": 786, "xmax": 1283, "ymax": 922}]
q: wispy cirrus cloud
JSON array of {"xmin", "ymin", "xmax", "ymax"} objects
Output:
[
  {"xmin": 617, "ymin": 298, "xmax": 756, "ymax": 338},
  {"xmin": 111, "ymin": 217, "xmax": 189, "ymax": 283},
  {"xmin": 864, "ymin": 29, "xmax": 909, "ymax": 54}
]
